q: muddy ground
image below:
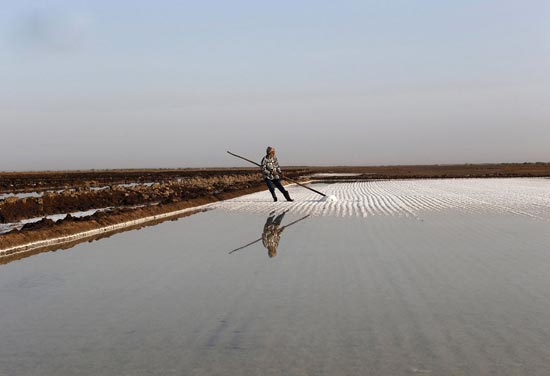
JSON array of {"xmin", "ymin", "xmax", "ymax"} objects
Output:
[
  {"xmin": 0, "ymin": 168, "xmax": 284, "ymax": 193},
  {"xmin": 2, "ymin": 163, "xmax": 549, "ymax": 193},
  {"xmin": 308, "ymin": 162, "xmax": 550, "ymax": 180},
  {"xmin": 0, "ymin": 174, "xmax": 269, "ymax": 223}
]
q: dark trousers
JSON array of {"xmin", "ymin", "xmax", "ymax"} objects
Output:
[{"xmin": 264, "ymin": 178, "xmax": 288, "ymax": 197}]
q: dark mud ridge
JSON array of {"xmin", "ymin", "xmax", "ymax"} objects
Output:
[
  {"xmin": 0, "ymin": 168, "xmax": 263, "ymax": 194},
  {"xmin": 0, "ymin": 173, "xmax": 271, "ymax": 223}
]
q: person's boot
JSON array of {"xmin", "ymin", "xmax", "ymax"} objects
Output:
[
  {"xmin": 271, "ymin": 192, "xmax": 278, "ymax": 202},
  {"xmin": 283, "ymin": 191, "xmax": 294, "ymax": 202}
]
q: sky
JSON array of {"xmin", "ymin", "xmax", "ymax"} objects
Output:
[{"xmin": 1, "ymin": 0, "xmax": 549, "ymax": 171}]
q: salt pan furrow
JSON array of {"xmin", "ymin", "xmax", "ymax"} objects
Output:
[
  {"xmin": 406, "ymin": 193, "xmax": 446, "ymax": 211},
  {"xmin": 449, "ymin": 189, "xmax": 545, "ymax": 220},
  {"xmin": 393, "ymin": 195, "xmax": 417, "ymax": 212},
  {"xmin": 428, "ymin": 179, "xmax": 531, "ymax": 216},
  {"xmin": 499, "ymin": 193, "xmax": 550, "ymax": 218},
  {"xmin": 365, "ymin": 196, "xmax": 376, "ymax": 216},
  {"xmin": 293, "ymin": 200, "xmax": 315, "ymax": 217},
  {"xmin": 394, "ymin": 194, "xmax": 423, "ymax": 211},
  {"xmin": 388, "ymin": 196, "xmax": 413, "ymax": 217},
  {"xmin": 423, "ymin": 186, "xmax": 475, "ymax": 211},
  {"xmin": 370, "ymin": 196, "xmax": 384, "ymax": 216},
  {"xmin": 358, "ymin": 185, "xmax": 375, "ymax": 204},
  {"xmin": 359, "ymin": 201, "xmax": 368, "ymax": 217},
  {"xmin": 428, "ymin": 193, "xmax": 478, "ymax": 213},
  {"xmin": 407, "ymin": 195, "xmax": 443, "ymax": 212},
  {"xmin": 398, "ymin": 182, "xmax": 453, "ymax": 211},
  {"xmin": 364, "ymin": 195, "xmax": 378, "ymax": 215},
  {"xmin": 377, "ymin": 195, "xmax": 395, "ymax": 216},
  {"xmin": 380, "ymin": 195, "xmax": 399, "ymax": 216},
  {"xmin": 391, "ymin": 196, "xmax": 418, "ymax": 219},
  {"xmin": 342, "ymin": 202, "xmax": 351, "ymax": 217},
  {"xmin": 323, "ymin": 201, "xmax": 338, "ymax": 217},
  {"xmin": 438, "ymin": 179, "xmax": 550, "ymax": 219},
  {"xmin": 350, "ymin": 201, "xmax": 360, "ymax": 217},
  {"xmin": 377, "ymin": 195, "xmax": 393, "ymax": 215},
  {"xmin": 374, "ymin": 195, "xmax": 393, "ymax": 215},
  {"xmin": 417, "ymin": 182, "xmax": 499, "ymax": 214}
]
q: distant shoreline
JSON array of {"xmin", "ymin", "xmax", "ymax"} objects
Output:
[{"xmin": 2, "ymin": 162, "xmax": 550, "ymax": 193}]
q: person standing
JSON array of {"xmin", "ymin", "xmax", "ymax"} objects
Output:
[{"xmin": 261, "ymin": 146, "xmax": 293, "ymax": 202}]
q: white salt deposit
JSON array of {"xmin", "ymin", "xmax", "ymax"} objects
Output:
[
  {"xmin": 212, "ymin": 178, "xmax": 550, "ymax": 220},
  {"xmin": 320, "ymin": 195, "xmax": 338, "ymax": 202}
]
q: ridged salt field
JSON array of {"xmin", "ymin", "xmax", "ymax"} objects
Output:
[
  {"xmin": 1, "ymin": 178, "xmax": 550, "ymax": 375},
  {"xmin": 214, "ymin": 178, "xmax": 550, "ymax": 220}
]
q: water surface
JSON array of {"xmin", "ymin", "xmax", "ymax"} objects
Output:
[{"xmin": 1, "ymin": 186, "xmax": 550, "ymax": 375}]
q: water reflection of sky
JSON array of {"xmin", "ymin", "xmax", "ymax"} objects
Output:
[{"xmin": 1, "ymin": 199, "xmax": 550, "ymax": 375}]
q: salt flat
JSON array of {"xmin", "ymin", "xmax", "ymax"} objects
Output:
[
  {"xmin": 1, "ymin": 178, "xmax": 549, "ymax": 375},
  {"xmin": 213, "ymin": 178, "xmax": 550, "ymax": 220}
]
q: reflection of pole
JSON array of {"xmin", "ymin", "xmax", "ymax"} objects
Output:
[
  {"xmin": 228, "ymin": 214, "xmax": 310, "ymax": 255},
  {"xmin": 228, "ymin": 238, "xmax": 263, "ymax": 254}
]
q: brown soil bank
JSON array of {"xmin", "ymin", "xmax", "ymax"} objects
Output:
[
  {"xmin": 0, "ymin": 168, "xmax": 306, "ymax": 193},
  {"xmin": 2, "ymin": 163, "xmax": 549, "ymax": 194},
  {"xmin": 0, "ymin": 174, "xmax": 269, "ymax": 223},
  {"xmin": 306, "ymin": 162, "xmax": 550, "ymax": 180}
]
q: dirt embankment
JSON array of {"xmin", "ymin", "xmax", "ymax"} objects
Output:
[
  {"xmin": 306, "ymin": 163, "xmax": 550, "ymax": 180},
  {"xmin": 0, "ymin": 174, "xmax": 269, "ymax": 223},
  {"xmin": 0, "ymin": 168, "xmax": 294, "ymax": 194},
  {"xmin": 3, "ymin": 163, "xmax": 549, "ymax": 193}
]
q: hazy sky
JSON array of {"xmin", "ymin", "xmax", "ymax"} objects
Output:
[{"xmin": 1, "ymin": 0, "xmax": 549, "ymax": 170}]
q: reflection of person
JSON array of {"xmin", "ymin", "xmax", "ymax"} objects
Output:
[
  {"xmin": 262, "ymin": 211, "xmax": 286, "ymax": 258},
  {"xmin": 261, "ymin": 146, "xmax": 293, "ymax": 202}
]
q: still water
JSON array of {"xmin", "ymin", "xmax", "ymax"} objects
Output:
[{"xmin": 1, "ymin": 207, "xmax": 550, "ymax": 375}]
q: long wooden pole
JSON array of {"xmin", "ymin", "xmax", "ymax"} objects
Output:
[{"xmin": 226, "ymin": 151, "xmax": 327, "ymax": 197}]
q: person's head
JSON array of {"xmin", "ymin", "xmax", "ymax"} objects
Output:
[
  {"xmin": 268, "ymin": 245, "xmax": 277, "ymax": 258},
  {"xmin": 266, "ymin": 146, "xmax": 275, "ymax": 157}
]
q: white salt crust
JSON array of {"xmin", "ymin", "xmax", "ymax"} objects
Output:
[{"xmin": 212, "ymin": 178, "xmax": 550, "ymax": 220}]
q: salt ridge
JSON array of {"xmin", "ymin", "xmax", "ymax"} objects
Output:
[{"xmin": 212, "ymin": 178, "xmax": 550, "ymax": 220}]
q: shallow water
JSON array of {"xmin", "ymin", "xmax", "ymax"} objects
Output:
[
  {"xmin": 1, "ymin": 180, "xmax": 550, "ymax": 375},
  {"xmin": 0, "ymin": 209, "xmax": 106, "ymax": 235},
  {"xmin": 0, "ymin": 192, "xmax": 44, "ymax": 200}
]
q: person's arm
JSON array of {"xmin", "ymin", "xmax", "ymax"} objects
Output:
[{"xmin": 274, "ymin": 157, "xmax": 282, "ymax": 175}]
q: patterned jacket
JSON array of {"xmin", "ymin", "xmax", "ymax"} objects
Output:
[
  {"xmin": 261, "ymin": 155, "xmax": 282, "ymax": 180},
  {"xmin": 262, "ymin": 223, "xmax": 282, "ymax": 250}
]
